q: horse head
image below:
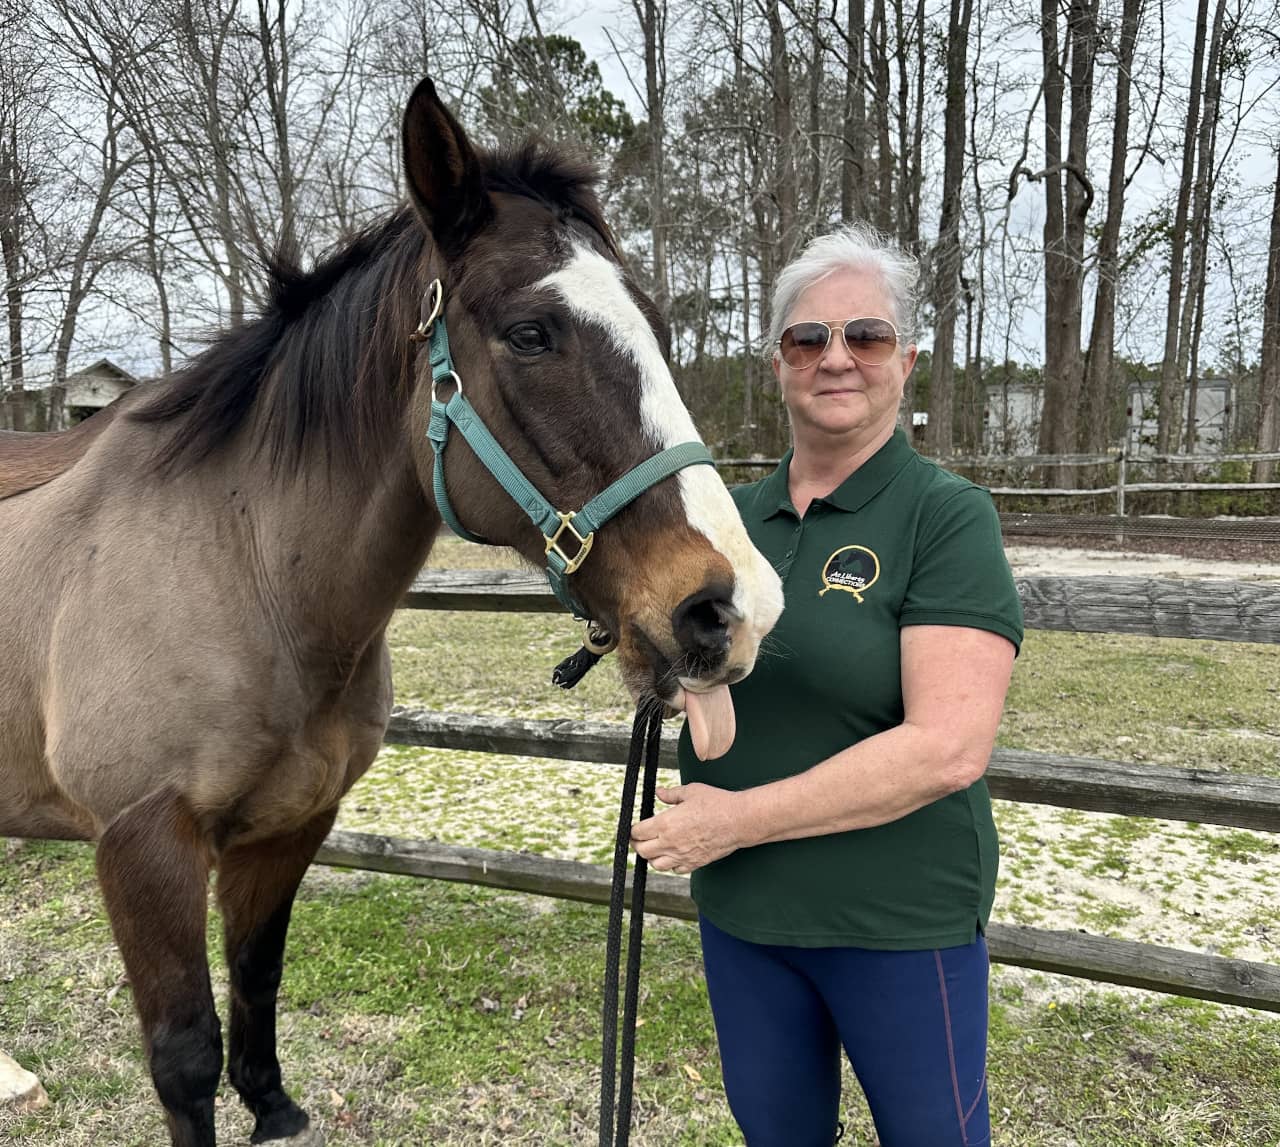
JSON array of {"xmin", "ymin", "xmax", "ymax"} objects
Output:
[{"xmin": 400, "ymin": 79, "xmax": 783, "ymax": 706}]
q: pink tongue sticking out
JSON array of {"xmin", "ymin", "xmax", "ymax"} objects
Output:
[{"xmin": 683, "ymin": 684, "xmax": 737, "ymax": 761}]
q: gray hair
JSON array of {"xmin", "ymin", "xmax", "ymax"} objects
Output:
[{"xmin": 766, "ymin": 222, "xmax": 920, "ymax": 357}]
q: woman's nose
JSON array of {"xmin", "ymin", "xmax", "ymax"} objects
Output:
[{"xmin": 820, "ymin": 326, "xmax": 857, "ymax": 369}]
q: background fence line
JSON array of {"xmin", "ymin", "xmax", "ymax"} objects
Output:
[{"xmin": 307, "ymin": 571, "xmax": 1280, "ymax": 1012}]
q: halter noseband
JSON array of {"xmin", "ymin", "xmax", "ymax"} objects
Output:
[{"xmin": 414, "ymin": 278, "xmax": 715, "ymax": 621}]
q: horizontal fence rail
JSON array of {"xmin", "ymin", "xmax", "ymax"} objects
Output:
[
  {"xmin": 999, "ymin": 513, "xmax": 1280, "ymax": 544},
  {"xmin": 381, "ymin": 709, "xmax": 1280, "ymax": 834},
  {"xmin": 368, "ymin": 573, "xmax": 1280, "ymax": 1010},
  {"xmin": 407, "ymin": 570, "xmax": 1280, "ymax": 645},
  {"xmin": 715, "ymin": 450, "xmax": 1280, "ymax": 469},
  {"xmin": 313, "ymin": 830, "xmax": 1280, "ymax": 1012}
]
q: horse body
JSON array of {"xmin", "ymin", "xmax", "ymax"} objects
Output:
[
  {"xmin": 0, "ymin": 78, "xmax": 783, "ymax": 1146},
  {"xmin": 1, "ymin": 385, "xmax": 433, "ymax": 848}
]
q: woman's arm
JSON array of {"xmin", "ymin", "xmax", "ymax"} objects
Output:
[{"xmin": 630, "ymin": 624, "xmax": 1016, "ymax": 873}]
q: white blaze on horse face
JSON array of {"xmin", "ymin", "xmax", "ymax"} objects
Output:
[{"xmin": 535, "ymin": 243, "xmax": 784, "ymax": 664}]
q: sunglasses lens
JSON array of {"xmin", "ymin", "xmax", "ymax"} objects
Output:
[
  {"xmin": 843, "ymin": 318, "xmax": 897, "ymax": 365},
  {"xmin": 779, "ymin": 321, "xmax": 831, "ymax": 367}
]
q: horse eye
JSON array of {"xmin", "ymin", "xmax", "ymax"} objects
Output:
[{"xmin": 506, "ymin": 322, "xmax": 550, "ymax": 355}]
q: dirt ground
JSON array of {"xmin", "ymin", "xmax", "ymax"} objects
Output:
[{"xmin": 1004, "ymin": 536, "xmax": 1280, "ymax": 582}]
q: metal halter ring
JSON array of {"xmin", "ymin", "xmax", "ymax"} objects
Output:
[
  {"xmin": 583, "ymin": 621, "xmax": 617, "ymax": 656},
  {"xmin": 409, "ymin": 279, "xmax": 445, "ymax": 343},
  {"xmin": 430, "ymin": 371, "xmax": 463, "ymax": 404}
]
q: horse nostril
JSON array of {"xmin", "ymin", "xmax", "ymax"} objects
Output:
[{"xmin": 671, "ymin": 584, "xmax": 736, "ymax": 671}]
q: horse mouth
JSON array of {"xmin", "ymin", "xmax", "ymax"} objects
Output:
[{"xmin": 620, "ymin": 624, "xmax": 745, "ymax": 705}]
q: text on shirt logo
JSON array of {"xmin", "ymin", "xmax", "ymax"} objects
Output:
[{"xmin": 819, "ymin": 545, "xmax": 881, "ymax": 603}]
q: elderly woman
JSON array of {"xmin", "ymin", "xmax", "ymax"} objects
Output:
[{"xmin": 631, "ymin": 223, "xmax": 1022, "ymax": 1146}]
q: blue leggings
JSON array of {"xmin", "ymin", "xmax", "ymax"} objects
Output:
[{"xmin": 699, "ymin": 917, "xmax": 990, "ymax": 1147}]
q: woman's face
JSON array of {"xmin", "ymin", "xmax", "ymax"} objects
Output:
[{"xmin": 772, "ymin": 267, "xmax": 917, "ymax": 447}]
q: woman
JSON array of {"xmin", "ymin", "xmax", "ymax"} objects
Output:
[{"xmin": 631, "ymin": 223, "xmax": 1022, "ymax": 1146}]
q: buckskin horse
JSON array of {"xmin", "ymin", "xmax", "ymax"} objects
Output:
[{"xmin": 0, "ymin": 79, "xmax": 783, "ymax": 1146}]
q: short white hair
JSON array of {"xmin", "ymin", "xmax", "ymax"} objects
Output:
[{"xmin": 766, "ymin": 222, "xmax": 920, "ymax": 356}]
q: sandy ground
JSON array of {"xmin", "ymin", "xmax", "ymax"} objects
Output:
[{"xmin": 1004, "ymin": 543, "xmax": 1280, "ymax": 582}]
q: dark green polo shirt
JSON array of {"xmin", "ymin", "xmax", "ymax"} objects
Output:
[{"xmin": 679, "ymin": 429, "xmax": 1023, "ymax": 949}]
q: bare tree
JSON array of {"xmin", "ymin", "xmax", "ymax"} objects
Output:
[
  {"xmin": 1178, "ymin": 0, "xmax": 1230, "ymax": 457},
  {"xmin": 1257, "ymin": 145, "xmax": 1280, "ymax": 480},
  {"xmin": 1154, "ymin": 0, "xmax": 1210, "ymax": 455},
  {"xmin": 0, "ymin": 5, "xmax": 50, "ymax": 429},
  {"xmin": 1080, "ymin": 0, "xmax": 1143, "ymax": 455},
  {"xmin": 1035, "ymin": 0, "xmax": 1097, "ymax": 482},
  {"xmin": 926, "ymin": 0, "xmax": 973, "ymax": 456},
  {"xmin": 633, "ymin": 0, "xmax": 670, "ymax": 311},
  {"xmin": 841, "ymin": 0, "xmax": 866, "ymax": 222}
]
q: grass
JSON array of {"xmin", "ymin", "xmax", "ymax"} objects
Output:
[
  {"xmin": 2, "ymin": 536, "xmax": 1279, "ymax": 1145},
  {"xmin": 5, "ymin": 842, "xmax": 1280, "ymax": 1147}
]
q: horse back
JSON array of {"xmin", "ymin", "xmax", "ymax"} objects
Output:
[{"xmin": 0, "ymin": 404, "xmax": 120, "ymax": 501}]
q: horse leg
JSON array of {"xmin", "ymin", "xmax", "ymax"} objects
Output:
[
  {"xmin": 215, "ymin": 809, "xmax": 337, "ymax": 1145},
  {"xmin": 95, "ymin": 788, "xmax": 222, "ymax": 1147}
]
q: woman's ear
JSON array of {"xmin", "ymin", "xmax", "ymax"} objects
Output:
[{"xmin": 401, "ymin": 77, "xmax": 492, "ymax": 254}]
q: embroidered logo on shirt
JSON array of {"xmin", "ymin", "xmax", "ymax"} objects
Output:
[{"xmin": 819, "ymin": 545, "xmax": 880, "ymax": 602}]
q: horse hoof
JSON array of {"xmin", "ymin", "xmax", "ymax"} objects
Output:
[{"xmin": 265, "ymin": 1128, "xmax": 324, "ymax": 1147}]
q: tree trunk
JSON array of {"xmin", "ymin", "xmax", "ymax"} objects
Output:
[
  {"xmin": 968, "ymin": 3, "xmax": 987, "ymax": 451},
  {"xmin": 1254, "ymin": 140, "xmax": 1280, "ymax": 481},
  {"xmin": 733, "ymin": 0, "xmax": 755, "ymax": 434},
  {"xmin": 807, "ymin": 0, "xmax": 822, "ymax": 226},
  {"xmin": 633, "ymin": 0, "xmax": 668, "ymax": 312},
  {"xmin": 1155, "ymin": 0, "xmax": 1209, "ymax": 456},
  {"xmin": 144, "ymin": 157, "xmax": 174, "ymax": 376},
  {"xmin": 926, "ymin": 0, "xmax": 973, "ymax": 458},
  {"xmin": 1, "ymin": 118, "xmax": 24, "ymax": 433},
  {"xmin": 256, "ymin": 0, "xmax": 297, "ymax": 259},
  {"xmin": 768, "ymin": 0, "xmax": 798, "ymax": 266},
  {"xmin": 1080, "ymin": 0, "xmax": 1141, "ymax": 456},
  {"xmin": 53, "ymin": 99, "xmax": 132, "ymax": 428},
  {"xmin": 871, "ymin": 0, "xmax": 893, "ymax": 234},
  {"xmin": 1179, "ymin": 0, "xmax": 1228, "ymax": 460},
  {"xmin": 893, "ymin": 0, "xmax": 909, "ymax": 245},
  {"xmin": 841, "ymin": 0, "xmax": 866, "ymax": 222},
  {"xmin": 1037, "ymin": 0, "xmax": 1096, "ymax": 488}
]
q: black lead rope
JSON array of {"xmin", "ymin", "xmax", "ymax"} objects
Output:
[{"xmin": 599, "ymin": 696, "xmax": 666, "ymax": 1147}]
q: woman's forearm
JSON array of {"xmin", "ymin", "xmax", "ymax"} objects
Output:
[{"xmin": 733, "ymin": 721, "xmax": 989, "ymax": 847}]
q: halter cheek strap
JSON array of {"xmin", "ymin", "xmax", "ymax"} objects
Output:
[{"xmin": 417, "ymin": 279, "xmax": 715, "ymax": 618}]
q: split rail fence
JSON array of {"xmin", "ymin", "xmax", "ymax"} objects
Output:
[
  {"xmin": 315, "ymin": 569, "xmax": 1280, "ymax": 1012},
  {"xmin": 715, "ymin": 448, "xmax": 1280, "ymax": 508}
]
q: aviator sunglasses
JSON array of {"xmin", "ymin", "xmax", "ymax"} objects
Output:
[{"xmin": 778, "ymin": 316, "xmax": 900, "ymax": 369}]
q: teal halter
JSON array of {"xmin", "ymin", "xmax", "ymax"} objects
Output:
[{"xmin": 414, "ymin": 279, "xmax": 716, "ymax": 619}]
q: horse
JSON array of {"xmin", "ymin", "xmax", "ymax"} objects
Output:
[{"xmin": 0, "ymin": 78, "xmax": 783, "ymax": 1147}]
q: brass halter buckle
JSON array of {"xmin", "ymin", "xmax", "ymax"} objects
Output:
[
  {"xmin": 545, "ymin": 511, "xmax": 595, "ymax": 575},
  {"xmin": 409, "ymin": 279, "xmax": 445, "ymax": 343}
]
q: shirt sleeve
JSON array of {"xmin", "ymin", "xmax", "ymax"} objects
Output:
[{"xmin": 899, "ymin": 485, "xmax": 1024, "ymax": 653}]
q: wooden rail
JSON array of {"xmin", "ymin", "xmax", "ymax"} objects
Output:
[
  {"xmin": 382, "ymin": 709, "xmax": 1280, "ymax": 834},
  {"xmin": 407, "ymin": 570, "xmax": 1280, "ymax": 645},
  {"xmin": 314, "ymin": 830, "xmax": 1280, "ymax": 1012},
  {"xmin": 307, "ymin": 571, "xmax": 1280, "ymax": 1011}
]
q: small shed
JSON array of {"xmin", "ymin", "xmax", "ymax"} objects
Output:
[{"xmin": 62, "ymin": 359, "xmax": 139, "ymax": 426}]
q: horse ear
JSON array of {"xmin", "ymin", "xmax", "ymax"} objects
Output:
[{"xmin": 402, "ymin": 77, "xmax": 491, "ymax": 253}]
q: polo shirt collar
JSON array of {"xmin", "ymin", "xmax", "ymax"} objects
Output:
[{"xmin": 762, "ymin": 429, "xmax": 916, "ymax": 519}]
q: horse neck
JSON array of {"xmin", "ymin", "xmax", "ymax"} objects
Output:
[{"xmin": 227, "ymin": 439, "xmax": 439, "ymax": 667}]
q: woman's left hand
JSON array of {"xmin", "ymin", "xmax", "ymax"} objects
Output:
[{"xmin": 630, "ymin": 783, "xmax": 745, "ymax": 874}]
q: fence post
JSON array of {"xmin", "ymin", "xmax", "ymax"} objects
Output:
[{"xmin": 1116, "ymin": 443, "xmax": 1127, "ymax": 542}]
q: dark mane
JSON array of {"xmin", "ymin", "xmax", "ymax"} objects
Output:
[
  {"xmin": 130, "ymin": 141, "xmax": 615, "ymax": 477},
  {"xmin": 132, "ymin": 210, "xmax": 425, "ymax": 477},
  {"xmin": 481, "ymin": 142, "xmax": 622, "ymax": 259}
]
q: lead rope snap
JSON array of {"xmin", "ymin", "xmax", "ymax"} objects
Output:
[{"xmin": 552, "ymin": 622, "xmax": 617, "ymax": 690}]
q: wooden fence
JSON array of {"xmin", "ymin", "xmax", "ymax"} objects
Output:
[
  {"xmin": 715, "ymin": 449, "xmax": 1280, "ymax": 516},
  {"xmin": 315, "ymin": 569, "xmax": 1280, "ymax": 1012}
]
